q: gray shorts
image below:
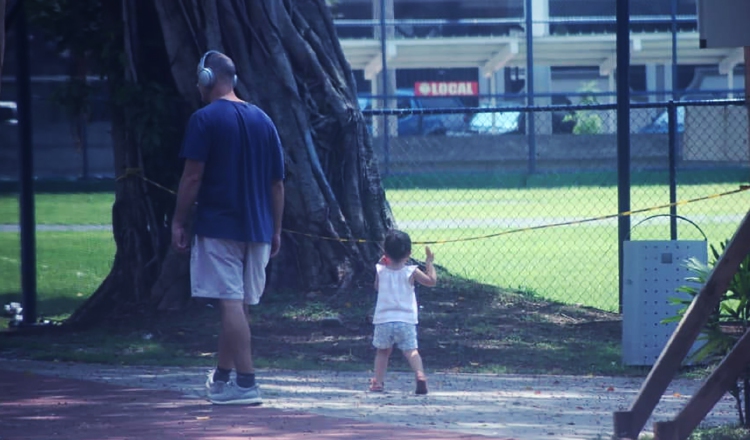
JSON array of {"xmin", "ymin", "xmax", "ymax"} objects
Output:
[
  {"xmin": 190, "ymin": 236, "xmax": 271, "ymax": 305},
  {"xmin": 372, "ymin": 322, "xmax": 418, "ymax": 350}
]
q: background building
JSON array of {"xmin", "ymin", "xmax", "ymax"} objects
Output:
[{"xmin": 331, "ymin": 0, "xmax": 743, "ymax": 107}]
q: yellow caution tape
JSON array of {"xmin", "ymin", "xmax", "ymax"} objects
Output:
[{"xmin": 117, "ymin": 169, "xmax": 750, "ymax": 246}]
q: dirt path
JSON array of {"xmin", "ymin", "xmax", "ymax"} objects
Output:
[{"xmin": 0, "ymin": 359, "xmax": 739, "ymax": 439}]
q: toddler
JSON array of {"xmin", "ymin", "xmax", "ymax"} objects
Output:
[{"xmin": 370, "ymin": 229, "xmax": 437, "ymax": 395}]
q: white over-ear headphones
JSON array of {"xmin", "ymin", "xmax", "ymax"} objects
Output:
[{"xmin": 197, "ymin": 50, "xmax": 238, "ymax": 89}]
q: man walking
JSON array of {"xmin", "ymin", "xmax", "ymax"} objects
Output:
[{"xmin": 172, "ymin": 50, "xmax": 285, "ymax": 405}]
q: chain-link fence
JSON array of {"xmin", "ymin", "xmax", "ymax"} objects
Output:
[
  {"xmin": 365, "ymin": 99, "xmax": 750, "ymax": 312},
  {"xmin": 0, "ymin": 79, "xmax": 115, "ymax": 327},
  {"xmin": 2, "ymin": 0, "xmax": 749, "ymax": 320},
  {"xmin": 2, "ymin": 97, "xmax": 748, "ymax": 318},
  {"xmin": 0, "ymin": 80, "xmax": 114, "ymax": 182}
]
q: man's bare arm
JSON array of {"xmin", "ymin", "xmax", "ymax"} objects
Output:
[
  {"xmin": 271, "ymin": 180, "xmax": 285, "ymax": 235},
  {"xmin": 270, "ymin": 179, "xmax": 285, "ymax": 257},
  {"xmin": 173, "ymin": 159, "xmax": 204, "ymax": 227}
]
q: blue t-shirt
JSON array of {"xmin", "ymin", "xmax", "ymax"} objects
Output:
[{"xmin": 179, "ymin": 99, "xmax": 285, "ymax": 243}]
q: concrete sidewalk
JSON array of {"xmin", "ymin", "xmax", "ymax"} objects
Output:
[
  {"xmin": 0, "ymin": 359, "xmax": 739, "ymax": 439},
  {"xmin": 0, "ymin": 369, "xmax": 493, "ymax": 440}
]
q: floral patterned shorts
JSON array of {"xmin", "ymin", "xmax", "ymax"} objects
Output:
[{"xmin": 372, "ymin": 322, "xmax": 418, "ymax": 350}]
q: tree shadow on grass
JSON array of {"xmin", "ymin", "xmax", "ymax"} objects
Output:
[
  {"xmin": 0, "ymin": 291, "xmax": 88, "ymax": 324},
  {"xmin": 0, "ymin": 272, "xmax": 629, "ymax": 376}
]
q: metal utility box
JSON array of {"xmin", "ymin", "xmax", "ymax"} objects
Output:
[
  {"xmin": 622, "ymin": 240, "xmax": 707, "ymax": 366},
  {"xmin": 698, "ymin": 0, "xmax": 750, "ymax": 48}
]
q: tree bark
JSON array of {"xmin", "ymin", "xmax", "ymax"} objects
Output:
[
  {"xmin": 66, "ymin": 0, "xmax": 393, "ymax": 327},
  {"xmin": 66, "ymin": 0, "xmax": 187, "ymax": 327},
  {"xmin": 152, "ymin": 0, "xmax": 393, "ymax": 294}
]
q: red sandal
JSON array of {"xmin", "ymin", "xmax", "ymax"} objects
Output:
[{"xmin": 369, "ymin": 378, "xmax": 384, "ymax": 392}]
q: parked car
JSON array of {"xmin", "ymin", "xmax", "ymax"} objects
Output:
[
  {"xmin": 638, "ymin": 92, "xmax": 720, "ymax": 134},
  {"xmin": 639, "ymin": 106, "xmax": 685, "ymax": 134},
  {"xmin": 358, "ymin": 89, "xmax": 470, "ymax": 136},
  {"xmin": 468, "ymin": 104, "xmax": 523, "ymax": 135}
]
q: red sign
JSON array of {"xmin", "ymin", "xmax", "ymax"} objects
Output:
[{"xmin": 414, "ymin": 81, "xmax": 479, "ymax": 97}]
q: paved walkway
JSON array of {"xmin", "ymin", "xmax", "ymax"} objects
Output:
[
  {"xmin": 0, "ymin": 369, "xmax": 490, "ymax": 440},
  {"xmin": 0, "ymin": 359, "xmax": 740, "ymax": 439}
]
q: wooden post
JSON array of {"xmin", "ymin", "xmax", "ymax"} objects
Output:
[
  {"xmin": 613, "ymin": 411, "xmax": 635, "ymax": 439},
  {"xmin": 614, "ymin": 210, "xmax": 750, "ymax": 438},
  {"xmin": 653, "ymin": 421, "xmax": 679, "ymax": 440},
  {"xmin": 668, "ymin": 329, "xmax": 750, "ymax": 439}
]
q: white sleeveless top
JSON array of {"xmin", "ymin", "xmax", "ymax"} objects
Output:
[{"xmin": 373, "ymin": 264, "xmax": 419, "ymax": 325}]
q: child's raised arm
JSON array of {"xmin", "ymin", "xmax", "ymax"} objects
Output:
[{"xmin": 412, "ymin": 246, "xmax": 437, "ymax": 287}]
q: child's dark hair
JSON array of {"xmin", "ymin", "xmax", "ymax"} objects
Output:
[{"xmin": 383, "ymin": 229, "xmax": 411, "ymax": 261}]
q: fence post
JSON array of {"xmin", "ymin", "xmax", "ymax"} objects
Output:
[
  {"xmin": 668, "ymin": 101, "xmax": 677, "ymax": 240},
  {"xmin": 15, "ymin": 0, "xmax": 38, "ymax": 326},
  {"xmin": 670, "ymin": 0, "xmax": 677, "ymax": 100},
  {"xmin": 616, "ymin": 0, "xmax": 631, "ymax": 313},
  {"xmin": 524, "ymin": 0, "xmax": 536, "ymax": 174},
  {"xmin": 376, "ymin": 0, "xmax": 392, "ymax": 176},
  {"xmin": 80, "ymin": 116, "xmax": 90, "ymax": 180}
]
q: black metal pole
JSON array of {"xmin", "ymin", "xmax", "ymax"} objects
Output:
[
  {"xmin": 4, "ymin": 0, "xmax": 20, "ymax": 29},
  {"xmin": 668, "ymin": 101, "xmax": 678, "ymax": 240},
  {"xmin": 524, "ymin": 0, "xmax": 536, "ymax": 174},
  {"xmin": 669, "ymin": 0, "xmax": 679, "ymax": 240},
  {"xmin": 16, "ymin": 0, "xmax": 38, "ymax": 326},
  {"xmin": 616, "ymin": 0, "xmax": 631, "ymax": 313},
  {"xmin": 379, "ymin": 0, "xmax": 390, "ymax": 176},
  {"xmin": 80, "ymin": 117, "xmax": 89, "ymax": 180},
  {"xmin": 670, "ymin": 0, "xmax": 678, "ymax": 100}
]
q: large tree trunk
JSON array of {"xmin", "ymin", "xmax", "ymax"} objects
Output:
[
  {"xmin": 66, "ymin": 0, "xmax": 188, "ymax": 327},
  {"xmin": 67, "ymin": 0, "xmax": 393, "ymax": 327},
  {"xmin": 154, "ymin": 0, "xmax": 393, "ymax": 290}
]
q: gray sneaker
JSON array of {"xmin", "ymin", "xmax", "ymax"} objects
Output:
[
  {"xmin": 209, "ymin": 381, "xmax": 262, "ymax": 405},
  {"xmin": 205, "ymin": 372, "xmax": 228, "ymax": 398}
]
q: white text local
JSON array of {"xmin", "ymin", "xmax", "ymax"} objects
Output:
[{"xmin": 415, "ymin": 81, "xmax": 478, "ymax": 96}]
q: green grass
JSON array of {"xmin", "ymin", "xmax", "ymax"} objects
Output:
[
  {"xmin": 386, "ymin": 177, "xmax": 747, "ymax": 311},
  {"xmin": 0, "ymin": 169, "xmax": 746, "ymax": 314},
  {"xmin": 382, "ymin": 168, "xmax": 750, "ymax": 190},
  {"xmin": 0, "ymin": 328, "xmax": 213, "ymax": 366},
  {"xmin": 0, "ymin": 193, "xmax": 114, "ymax": 225},
  {"xmin": 387, "ymin": 184, "xmax": 746, "ymax": 220},
  {"xmin": 0, "ymin": 231, "xmax": 114, "ymax": 325}
]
